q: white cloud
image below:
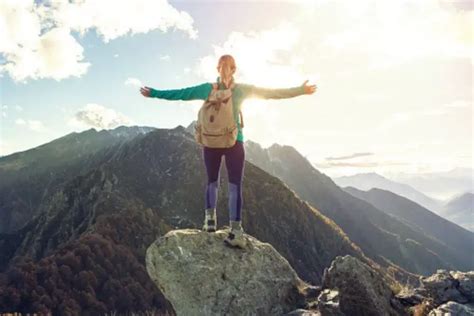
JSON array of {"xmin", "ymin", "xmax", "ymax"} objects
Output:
[
  {"xmin": 0, "ymin": 0, "xmax": 198, "ymax": 82},
  {"xmin": 160, "ymin": 55, "xmax": 171, "ymax": 61},
  {"xmin": 114, "ymin": 53, "xmax": 119, "ymax": 58},
  {"xmin": 2, "ymin": 27, "xmax": 90, "ymax": 82},
  {"xmin": 0, "ymin": 1, "xmax": 90, "ymax": 82},
  {"xmin": 48, "ymin": 0, "xmax": 198, "ymax": 42},
  {"xmin": 15, "ymin": 105, "xmax": 23, "ymax": 112},
  {"xmin": 71, "ymin": 103, "xmax": 132, "ymax": 129},
  {"xmin": 15, "ymin": 118, "xmax": 45, "ymax": 131},
  {"xmin": 316, "ymin": 0, "xmax": 473, "ymax": 69},
  {"xmin": 124, "ymin": 77, "xmax": 142, "ymax": 87}
]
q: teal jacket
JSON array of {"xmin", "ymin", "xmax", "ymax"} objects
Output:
[{"xmin": 149, "ymin": 77, "xmax": 306, "ymax": 142}]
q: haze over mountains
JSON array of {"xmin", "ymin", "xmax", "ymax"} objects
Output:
[
  {"xmin": 388, "ymin": 168, "xmax": 474, "ymax": 200},
  {"xmin": 441, "ymin": 192, "xmax": 474, "ymax": 232},
  {"xmin": 333, "ymin": 173, "xmax": 443, "ymax": 213},
  {"xmin": 1, "ymin": 124, "xmax": 472, "ymax": 314},
  {"xmin": 333, "ymin": 172, "xmax": 474, "ymax": 232}
]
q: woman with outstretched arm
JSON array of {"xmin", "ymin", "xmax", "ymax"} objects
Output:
[{"xmin": 140, "ymin": 54, "xmax": 316, "ymax": 248}]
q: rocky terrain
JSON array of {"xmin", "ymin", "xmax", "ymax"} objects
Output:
[{"xmin": 146, "ymin": 228, "xmax": 474, "ymax": 315}]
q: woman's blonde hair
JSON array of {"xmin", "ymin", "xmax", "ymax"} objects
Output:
[{"xmin": 217, "ymin": 55, "xmax": 236, "ymax": 86}]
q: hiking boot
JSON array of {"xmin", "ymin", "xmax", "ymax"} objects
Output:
[
  {"xmin": 224, "ymin": 220, "xmax": 247, "ymax": 248},
  {"xmin": 202, "ymin": 208, "xmax": 216, "ymax": 232}
]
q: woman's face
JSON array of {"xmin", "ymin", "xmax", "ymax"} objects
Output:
[{"xmin": 217, "ymin": 63, "xmax": 236, "ymax": 78}]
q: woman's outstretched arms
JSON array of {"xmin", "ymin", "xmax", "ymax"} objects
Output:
[
  {"xmin": 242, "ymin": 80, "xmax": 317, "ymax": 99},
  {"xmin": 140, "ymin": 82, "xmax": 213, "ymax": 101}
]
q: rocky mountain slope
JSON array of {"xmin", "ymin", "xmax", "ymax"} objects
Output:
[
  {"xmin": 0, "ymin": 126, "xmax": 155, "ymax": 234},
  {"xmin": 0, "ymin": 125, "xmax": 374, "ymax": 314}
]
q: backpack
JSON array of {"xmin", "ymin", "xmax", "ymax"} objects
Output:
[{"xmin": 194, "ymin": 82, "xmax": 244, "ymax": 148}]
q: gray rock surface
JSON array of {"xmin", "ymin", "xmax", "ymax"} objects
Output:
[
  {"xmin": 428, "ymin": 301, "xmax": 474, "ymax": 316},
  {"xmin": 421, "ymin": 270, "xmax": 469, "ymax": 305},
  {"xmin": 146, "ymin": 228, "xmax": 312, "ymax": 316},
  {"xmin": 451, "ymin": 271, "xmax": 474, "ymax": 302},
  {"xmin": 322, "ymin": 255, "xmax": 401, "ymax": 316}
]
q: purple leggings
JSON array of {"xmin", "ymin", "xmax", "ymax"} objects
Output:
[{"xmin": 203, "ymin": 140, "xmax": 245, "ymax": 221}]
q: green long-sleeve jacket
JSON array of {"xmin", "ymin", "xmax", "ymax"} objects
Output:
[{"xmin": 149, "ymin": 76, "xmax": 306, "ymax": 142}]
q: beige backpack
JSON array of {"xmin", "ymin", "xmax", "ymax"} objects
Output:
[{"xmin": 194, "ymin": 82, "xmax": 244, "ymax": 148}]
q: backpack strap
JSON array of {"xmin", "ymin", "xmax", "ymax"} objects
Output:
[{"xmin": 214, "ymin": 81, "xmax": 242, "ymax": 127}]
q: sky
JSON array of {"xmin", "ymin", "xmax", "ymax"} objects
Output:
[{"xmin": 0, "ymin": 0, "xmax": 472, "ymax": 177}]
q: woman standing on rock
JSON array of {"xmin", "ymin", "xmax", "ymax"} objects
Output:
[{"xmin": 140, "ymin": 54, "xmax": 316, "ymax": 248}]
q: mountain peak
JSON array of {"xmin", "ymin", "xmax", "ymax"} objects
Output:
[{"xmin": 145, "ymin": 228, "xmax": 316, "ymax": 315}]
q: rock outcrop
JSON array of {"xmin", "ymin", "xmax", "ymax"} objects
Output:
[
  {"xmin": 428, "ymin": 302, "xmax": 474, "ymax": 315},
  {"xmin": 419, "ymin": 269, "xmax": 474, "ymax": 305},
  {"xmin": 321, "ymin": 255, "xmax": 402, "ymax": 316},
  {"xmin": 145, "ymin": 229, "xmax": 318, "ymax": 315},
  {"xmin": 394, "ymin": 269, "xmax": 474, "ymax": 315},
  {"xmin": 145, "ymin": 228, "xmax": 474, "ymax": 316}
]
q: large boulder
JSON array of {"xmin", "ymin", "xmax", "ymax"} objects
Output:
[
  {"xmin": 145, "ymin": 229, "xmax": 314, "ymax": 315},
  {"xmin": 322, "ymin": 255, "xmax": 402, "ymax": 316}
]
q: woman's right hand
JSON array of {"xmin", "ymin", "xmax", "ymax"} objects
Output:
[{"xmin": 140, "ymin": 86, "xmax": 152, "ymax": 97}]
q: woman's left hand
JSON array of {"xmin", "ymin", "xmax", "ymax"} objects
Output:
[{"xmin": 302, "ymin": 80, "xmax": 317, "ymax": 94}]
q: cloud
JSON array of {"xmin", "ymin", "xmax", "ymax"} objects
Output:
[
  {"xmin": 71, "ymin": 103, "xmax": 132, "ymax": 129},
  {"xmin": 0, "ymin": 1, "xmax": 90, "ymax": 82},
  {"xmin": 314, "ymin": 0, "xmax": 473, "ymax": 69},
  {"xmin": 160, "ymin": 55, "xmax": 171, "ymax": 61},
  {"xmin": 0, "ymin": 0, "xmax": 198, "ymax": 82},
  {"xmin": 2, "ymin": 26, "xmax": 90, "ymax": 82},
  {"xmin": 48, "ymin": 0, "xmax": 198, "ymax": 42},
  {"xmin": 325, "ymin": 152, "xmax": 374, "ymax": 161},
  {"xmin": 125, "ymin": 77, "xmax": 142, "ymax": 87},
  {"xmin": 15, "ymin": 118, "xmax": 45, "ymax": 131}
]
